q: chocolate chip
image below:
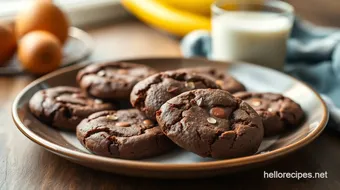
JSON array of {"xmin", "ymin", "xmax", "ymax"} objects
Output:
[
  {"xmin": 116, "ymin": 122, "xmax": 130, "ymax": 127},
  {"xmin": 196, "ymin": 98, "xmax": 203, "ymax": 106},
  {"xmin": 167, "ymin": 86, "xmax": 179, "ymax": 93},
  {"xmin": 118, "ymin": 69, "xmax": 128, "ymax": 75},
  {"xmin": 71, "ymin": 94, "xmax": 83, "ymax": 98},
  {"xmin": 215, "ymin": 80, "xmax": 224, "ymax": 87},
  {"xmin": 251, "ymin": 99, "xmax": 262, "ymax": 106},
  {"xmin": 106, "ymin": 114, "xmax": 118, "ymax": 121},
  {"xmin": 207, "ymin": 117, "xmax": 217, "ymax": 124},
  {"xmin": 210, "ymin": 107, "xmax": 226, "ymax": 118},
  {"xmin": 185, "ymin": 82, "xmax": 195, "ymax": 89},
  {"xmin": 97, "ymin": 70, "xmax": 106, "ymax": 77},
  {"xmin": 94, "ymin": 99, "xmax": 103, "ymax": 104},
  {"xmin": 71, "ymin": 94, "xmax": 78, "ymax": 98},
  {"xmin": 143, "ymin": 119, "xmax": 154, "ymax": 127},
  {"xmin": 71, "ymin": 93, "xmax": 85, "ymax": 99}
]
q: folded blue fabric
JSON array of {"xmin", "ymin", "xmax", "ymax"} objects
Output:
[{"xmin": 180, "ymin": 19, "xmax": 340, "ymax": 130}]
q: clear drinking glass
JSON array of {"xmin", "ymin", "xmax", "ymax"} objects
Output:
[{"xmin": 211, "ymin": 0, "xmax": 294, "ymax": 70}]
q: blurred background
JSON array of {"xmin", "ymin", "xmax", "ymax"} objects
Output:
[
  {"xmin": 1, "ymin": 0, "xmax": 340, "ymax": 28},
  {"xmin": 1, "ymin": 0, "xmax": 340, "ymax": 75},
  {"xmin": 0, "ymin": 0, "xmax": 124, "ymax": 27}
]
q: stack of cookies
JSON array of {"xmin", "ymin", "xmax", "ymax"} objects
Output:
[{"xmin": 29, "ymin": 61, "xmax": 304, "ymax": 160}]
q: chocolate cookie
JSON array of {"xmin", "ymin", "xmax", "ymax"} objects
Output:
[
  {"xmin": 179, "ymin": 67, "xmax": 246, "ymax": 93},
  {"xmin": 76, "ymin": 109, "xmax": 175, "ymax": 159},
  {"xmin": 130, "ymin": 70, "xmax": 220, "ymax": 120},
  {"xmin": 29, "ymin": 86, "xmax": 114, "ymax": 131},
  {"xmin": 234, "ymin": 92, "xmax": 304, "ymax": 137},
  {"xmin": 156, "ymin": 89, "xmax": 263, "ymax": 159},
  {"xmin": 77, "ymin": 62, "xmax": 157, "ymax": 100}
]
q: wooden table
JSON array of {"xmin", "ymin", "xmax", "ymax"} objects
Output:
[
  {"xmin": 1, "ymin": 20, "xmax": 340, "ymax": 190},
  {"xmin": 285, "ymin": 0, "xmax": 340, "ymax": 27}
]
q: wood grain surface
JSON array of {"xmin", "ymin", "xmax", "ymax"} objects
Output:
[
  {"xmin": 1, "ymin": 10, "xmax": 340, "ymax": 190},
  {"xmin": 285, "ymin": 0, "xmax": 340, "ymax": 27}
]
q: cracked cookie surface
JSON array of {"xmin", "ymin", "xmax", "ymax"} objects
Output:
[
  {"xmin": 130, "ymin": 70, "xmax": 220, "ymax": 120},
  {"xmin": 234, "ymin": 92, "xmax": 304, "ymax": 137},
  {"xmin": 29, "ymin": 86, "xmax": 115, "ymax": 131},
  {"xmin": 76, "ymin": 109, "xmax": 175, "ymax": 159},
  {"xmin": 77, "ymin": 62, "xmax": 157, "ymax": 100},
  {"xmin": 179, "ymin": 67, "xmax": 246, "ymax": 93},
  {"xmin": 156, "ymin": 89, "xmax": 263, "ymax": 159}
]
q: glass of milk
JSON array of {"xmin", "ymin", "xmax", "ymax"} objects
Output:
[{"xmin": 211, "ymin": 0, "xmax": 294, "ymax": 70}]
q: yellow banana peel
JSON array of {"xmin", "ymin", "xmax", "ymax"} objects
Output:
[
  {"xmin": 158, "ymin": 0, "xmax": 215, "ymax": 16},
  {"xmin": 121, "ymin": 0, "xmax": 211, "ymax": 36},
  {"xmin": 156, "ymin": 0, "xmax": 265, "ymax": 16},
  {"xmin": 216, "ymin": 0, "xmax": 265, "ymax": 10},
  {"xmin": 122, "ymin": 0, "xmax": 266, "ymax": 36}
]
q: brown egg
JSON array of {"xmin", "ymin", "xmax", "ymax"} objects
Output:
[
  {"xmin": 0, "ymin": 23, "xmax": 16, "ymax": 66},
  {"xmin": 15, "ymin": 0, "xmax": 69, "ymax": 44},
  {"xmin": 18, "ymin": 31, "xmax": 62, "ymax": 75}
]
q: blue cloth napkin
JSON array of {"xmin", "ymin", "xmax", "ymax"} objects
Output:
[{"xmin": 180, "ymin": 19, "xmax": 340, "ymax": 130}]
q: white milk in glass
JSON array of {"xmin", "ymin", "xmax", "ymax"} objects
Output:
[{"xmin": 212, "ymin": 11, "xmax": 292, "ymax": 70}]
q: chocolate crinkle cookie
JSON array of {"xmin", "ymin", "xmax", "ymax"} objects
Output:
[
  {"xmin": 234, "ymin": 92, "xmax": 304, "ymax": 137},
  {"xmin": 29, "ymin": 86, "xmax": 114, "ymax": 131},
  {"xmin": 76, "ymin": 109, "xmax": 175, "ymax": 159},
  {"xmin": 156, "ymin": 89, "xmax": 264, "ymax": 159},
  {"xmin": 77, "ymin": 61, "xmax": 157, "ymax": 100},
  {"xmin": 178, "ymin": 67, "xmax": 246, "ymax": 93},
  {"xmin": 130, "ymin": 70, "xmax": 220, "ymax": 120}
]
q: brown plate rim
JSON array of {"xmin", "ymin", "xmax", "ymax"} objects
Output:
[{"xmin": 11, "ymin": 57, "xmax": 329, "ymax": 171}]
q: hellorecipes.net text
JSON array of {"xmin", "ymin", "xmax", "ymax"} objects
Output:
[{"xmin": 264, "ymin": 171, "xmax": 328, "ymax": 180}]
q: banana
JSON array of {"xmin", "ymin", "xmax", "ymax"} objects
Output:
[
  {"xmin": 216, "ymin": 0, "xmax": 265, "ymax": 11},
  {"xmin": 157, "ymin": 0, "xmax": 215, "ymax": 16},
  {"xmin": 121, "ymin": 0, "xmax": 211, "ymax": 36},
  {"xmin": 156, "ymin": 0, "xmax": 265, "ymax": 16}
]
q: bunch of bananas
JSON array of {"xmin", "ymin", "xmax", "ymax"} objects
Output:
[{"xmin": 121, "ymin": 0, "xmax": 264, "ymax": 36}]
